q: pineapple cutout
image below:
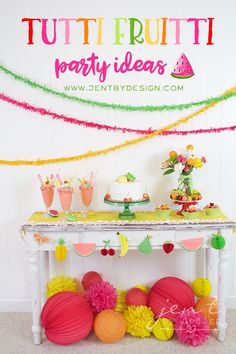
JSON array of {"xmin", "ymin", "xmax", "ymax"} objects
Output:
[{"xmin": 138, "ymin": 236, "xmax": 152, "ymax": 254}]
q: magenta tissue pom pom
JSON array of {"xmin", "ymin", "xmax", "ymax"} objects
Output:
[
  {"xmin": 86, "ymin": 281, "xmax": 117, "ymax": 314},
  {"xmin": 174, "ymin": 309, "xmax": 210, "ymax": 346}
]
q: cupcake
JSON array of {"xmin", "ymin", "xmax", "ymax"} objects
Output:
[
  {"xmin": 183, "ymin": 207, "xmax": 199, "ymax": 220},
  {"xmin": 156, "ymin": 204, "xmax": 172, "ymax": 219},
  {"xmin": 204, "ymin": 203, "xmax": 220, "ymax": 217}
]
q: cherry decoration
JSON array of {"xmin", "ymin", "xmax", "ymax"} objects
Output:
[{"xmin": 100, "ymin": 240, "xmax": 116, "ymax": 257}]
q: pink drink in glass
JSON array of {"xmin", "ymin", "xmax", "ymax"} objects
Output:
[
  {"xmin": 41, "ymin": 185, "xmax": 54, "ymax": 210},
  {"xmin": 58, "ymin": 187, "xmax": 73, "ymax": 213},
  {"xmin": 80, "ymin": 186, "xmax": 93, "ymax": 207}
]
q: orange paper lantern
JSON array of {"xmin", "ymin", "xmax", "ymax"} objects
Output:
[
  {"xmin": 94, "ymin": 309, "xmax": 126, "ymax": 343},
  {"xmin": 195, "ymin": 296, "xmax": 218, "ymax": 329}
]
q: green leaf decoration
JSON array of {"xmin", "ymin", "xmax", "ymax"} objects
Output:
[
  {"xmin": 164, "ymin": 169, "xmax": 175, "ymax": 175},
  {"xmin": 138, "ymin": 236, "xmax": 152, "ymax": 254}
]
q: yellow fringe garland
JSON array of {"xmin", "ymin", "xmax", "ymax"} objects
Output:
[{"xmin": 1, "ymin": 86, "xmax": 235, "ymax": 166}]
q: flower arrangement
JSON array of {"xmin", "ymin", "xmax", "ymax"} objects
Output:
[
  {"xmin": 162, "ymin": 145, "xmax": 206, "ymax": 176},
  {"xmin": 162, "ymin": 145, "xmax": 206, "ymax": 199}
]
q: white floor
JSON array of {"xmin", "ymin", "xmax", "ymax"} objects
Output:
[{"xmin": 1, "ymin": 312, "xmax": 236, "ymax": 354}]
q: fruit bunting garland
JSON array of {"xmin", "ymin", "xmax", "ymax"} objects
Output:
[
  {"xmin": 55, "ymin": 238, "xmax": 67, "ymax": 261},
  {"xmin": 162, "ymin": 241, "xmax": 174, "ymax": 254},
  {"xmin": 117, "ymin": 232, "xmax": 129, "ymax": 257},
  {"xmin": 211, "ymin": 232, "xmax": 225, "ymax": 250},
  {"xmin": 181, "ymin": 237, "xmax": 204, "ymax": 251},
  {"xmin": 101, "ymin": 240, "xmax": 116, "ymax": 256},
  {"xmin": 138, "ymin": 236, "xmax": 152, "ymax": 254},
  {"xmin": 73, "ymin": 243, "xmax": 96, "ymax": 257},
  {"xmin": 34, "ymin": 233, "xmax": 49, "ymax": 244}
]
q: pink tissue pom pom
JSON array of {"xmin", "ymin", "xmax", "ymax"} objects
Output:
[
  {"xmin": 86, "ymin": 281, "xmax": 117, "ymax": 314},
  {"xmin": 174, "ymin": 309, "xmax": 210, "ymax": 346}
]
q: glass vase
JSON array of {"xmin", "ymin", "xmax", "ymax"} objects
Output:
[{"xmin": 178, "ymin": 173, "xmax": 193, "ymax": 196}]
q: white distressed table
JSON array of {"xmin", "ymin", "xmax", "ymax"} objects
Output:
[{"xmin": 21, "ymin": 216, "xmax": 236, "ymax": 345}]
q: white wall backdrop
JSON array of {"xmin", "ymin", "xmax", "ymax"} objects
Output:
[{"xmin": 0, "ymin": 0, "xmax": 236, "ymax": 311}]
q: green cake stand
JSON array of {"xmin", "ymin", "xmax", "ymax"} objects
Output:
[{"xmin": 104, "ymin": 198, "xmax": 150, "ymax": 220}]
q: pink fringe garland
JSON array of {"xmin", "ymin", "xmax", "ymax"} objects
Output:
[{"xmin": 0, "ymin": 92, "xmax": 235, "ymax": 136}]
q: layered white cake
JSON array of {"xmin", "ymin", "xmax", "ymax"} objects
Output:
[
  {"xmin": 104, "ymin": 173, "xmax": 149, "ymax": 202},
  {"xmin": 110, "ymin": 181, "xmax": 143, "ymax": 201}
]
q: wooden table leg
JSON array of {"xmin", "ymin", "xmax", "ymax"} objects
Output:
[
  {"xmin": 28, "ymin": 245, "xmax": 42, "ymax": 345},
  {"xmin": 217, "ymin": 229, "xmax": 231, "ymax": 341},
  {"xmin": 206, "ymin": 247, "xmax": 218, "ymax": 297},
  {"xmin": 40, "ymin": 250, "xmax": 49, "ymax": 306}
]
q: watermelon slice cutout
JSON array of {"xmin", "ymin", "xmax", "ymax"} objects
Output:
[
  {"xmin": 171, "ymin": 53, "xmax": 194, "ymax": 79},
  {"xmin": 181, "ymin": 237, "xmax": 204, "ymax": 251},
  {"xmin": 48, "ymin": 209, "xmax": 58, "ymax": 217},
  {"xmin": 73, "ymin": 243, "xmax": 96, "ymax": 257}
]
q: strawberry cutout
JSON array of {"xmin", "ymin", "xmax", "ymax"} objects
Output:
[{"xmin": 163, "ymin": 241, "xmax": 174, "ymax": 254}]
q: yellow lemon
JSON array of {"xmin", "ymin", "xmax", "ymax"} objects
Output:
[
  {"xmin": 152, "ymin": 318, "xmax": 174, "ymax": 340},
  {"xmin": 192, "ymin": 278, "xmax": 212, "ymax": 298},
  {"xmin": 186, "ymin": 144, "xmax": 194, "ymax": 150},
  {"xmin": 135, "ymin": 285, "xmax": 149, "ymax": 294}
]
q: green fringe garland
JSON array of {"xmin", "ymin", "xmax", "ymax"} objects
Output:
[{"xmin": 0, "ymin": 64, "xmax": 235, "ymax": 112}]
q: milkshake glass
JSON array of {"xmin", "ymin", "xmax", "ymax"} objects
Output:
[
  {"xmin": 58, "ymin": 187, "xmax": 74, "ymax": 215},
  {"xmin": 80, "ymin": 185, "xmax": 93, "ymax": 217},
  {"xmin": 41, "ymin": 185, "xmax": 54, "ymax": 214}
]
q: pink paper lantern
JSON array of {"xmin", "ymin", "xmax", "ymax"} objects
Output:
[
  {"xmin": 82, "ymin": 271, "xmax": 103, "ymax": 290},
  {"xmin": 41, "ymin": 291, "xmax": 93, "ymax": 345},
  {"xmin": 148, "ymin": 277, "xmax": 195, "ymax": 319},
  {"xmin": 126, "ymin": 288, "xmax": 148, "ymax": 306}
]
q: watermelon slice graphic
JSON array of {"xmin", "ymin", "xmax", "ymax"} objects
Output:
[
  {"xmin": 181, "ymin": 237, "xmax": 204, "ymax": 251},
  {"xmin": 73, "ymin": 243, "xmax": 96, "ymax": 256},
  {"xmin": 171, "ymin": 53, "xmax": 194, "ymax": 79}
]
